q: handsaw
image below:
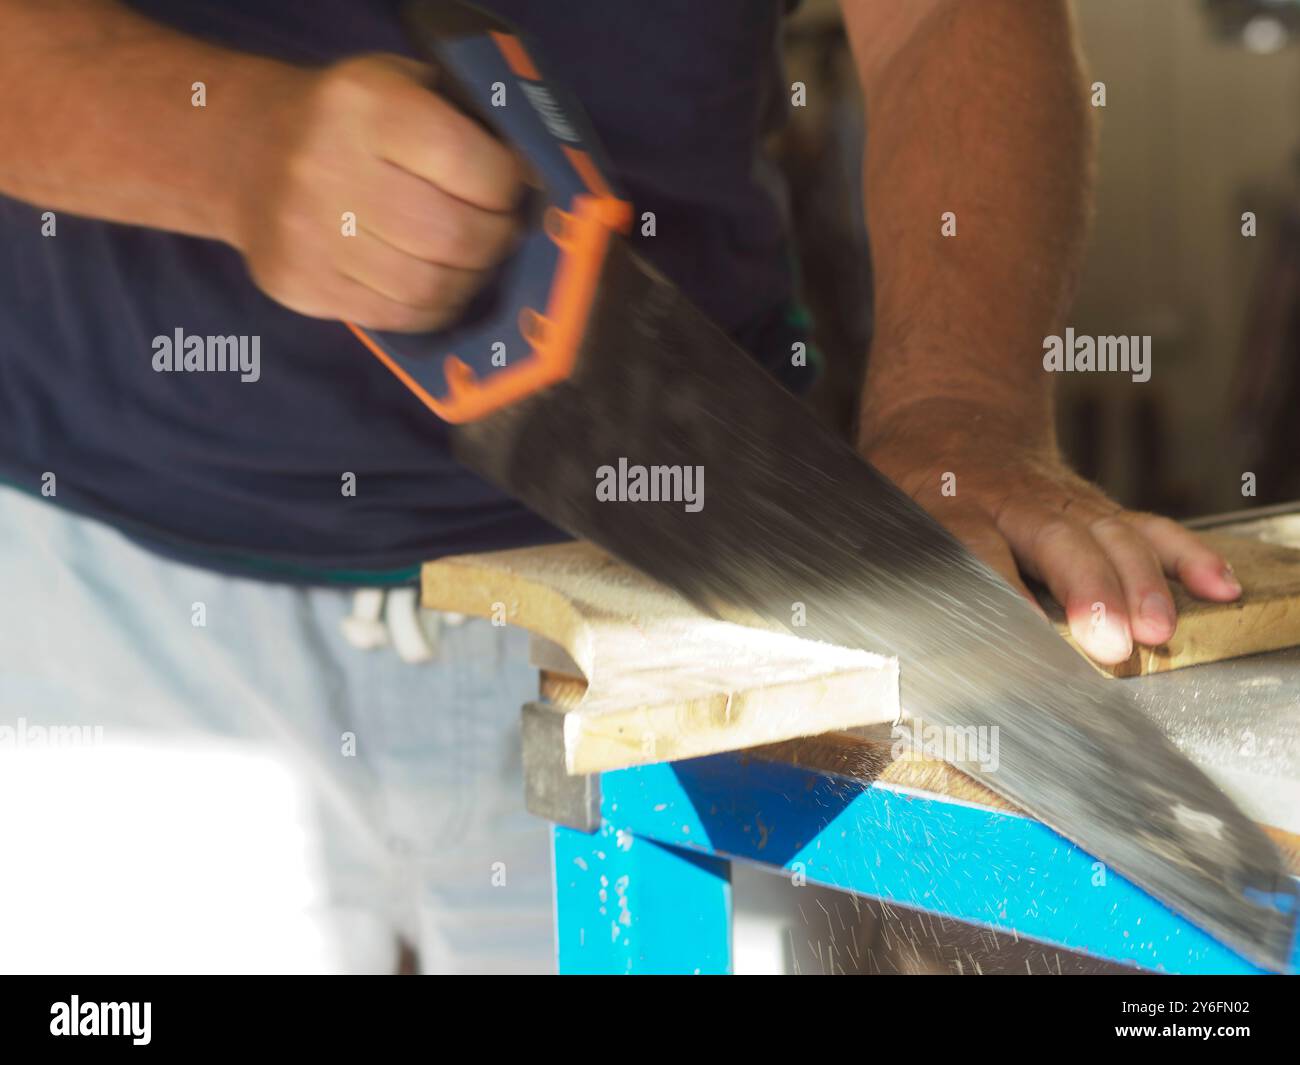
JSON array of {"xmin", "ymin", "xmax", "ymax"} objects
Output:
[{"xmin": 349, "ymin": 0, "xmax": 1299, "ymax": 971}]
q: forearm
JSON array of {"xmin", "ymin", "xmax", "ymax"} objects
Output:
[
  {"xmin": 0, "ymin": 0, "xmax": 307, "ymax": 244},
  {"xmin": 846, "ymin": 0, "xmax": 1094, "ymax": 450}
]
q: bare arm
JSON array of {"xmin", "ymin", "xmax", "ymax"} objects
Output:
[
  {"xmin": 0, "ymin": 0, "xmax": 292, "ymax": 241},
  {"xmin": 839, "ymin": 0, "xmax": 1240, "ymax": 663},
  {"xmin": 844, "ymin": 0, "xmax": 1089, "ymax": 441}
]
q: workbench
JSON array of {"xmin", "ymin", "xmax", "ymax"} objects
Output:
[{"xmin": 423, "ymin": 504, "xmax": 1300, "ymax": 975}]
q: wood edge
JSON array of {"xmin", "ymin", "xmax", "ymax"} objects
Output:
[
  {"xmin": 568, "ymin": 665, "xmax": 899, "ymax": 774},
  {"xmin": 426, "ymin": 552, "xmax": 902, "ymax": 776}
]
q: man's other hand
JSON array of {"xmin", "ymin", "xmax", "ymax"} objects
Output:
[{"xmin": 862, "ymin": 398, "xmax": 1243, "ymax": 666}]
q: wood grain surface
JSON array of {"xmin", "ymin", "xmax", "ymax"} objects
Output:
[{"xmin": 422, "ymin": 541, "xmax": 899, "ymax": 773}]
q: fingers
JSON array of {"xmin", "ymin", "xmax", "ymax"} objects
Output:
[
  {"xmin": 1087, "ymin": 517, "xmax": 1176, "ymax": 646},
  {"xmin": 339, "ymin": 166, "xmax": 517, "ymax": 329},
  {"xmin": 337, "ymin": 232, "xmax": 486, "ymax": 332},
  {"xmin": 1127, "ymin": 513, "xmax": 1243, "ymax": 602},
  {"xmin": 1007, "ymin": 512, "xmax": 1135, "ymax": 664},
  {"xmin": 331, "ymin": 275, "xmax": 452, "ymax": 334},
  {"xmin": 360, "ymin": 164, "xmax": 519, "ymax": 270},
  {"xmin": 372, "ymin": 70, "xmax": 525, "ymax": 212},
  {"xmin": 998, "ymin": 498, "xmax": 1241, "ymax": 665}
]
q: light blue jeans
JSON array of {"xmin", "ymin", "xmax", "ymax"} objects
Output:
[{"xmin": 0, "ymin": 486, "xmax": 553, "ymax": 973}]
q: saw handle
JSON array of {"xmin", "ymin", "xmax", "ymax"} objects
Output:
[{"xmin": 347, "ymin": 0, "xmax": 632, "ymax": 423}]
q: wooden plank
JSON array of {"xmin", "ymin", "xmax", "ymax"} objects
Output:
[
  {"xmin": 538, "ymin": 675, "xmax": 1300, "ymax": 876},
  {"xmin": 423, "ymin": 529, "xmax": 1300, "ymax": 773},
  {"xmin": 422, "ymin": 527, "xmax": 1300, "ymax": 855},
  {"xmin": 1046, "ymin": 532, "xmax": 1300, "ymax": 678},
  {"xmin": 422, "ymin": 542, "xmax": 900, "ymax": 774}
]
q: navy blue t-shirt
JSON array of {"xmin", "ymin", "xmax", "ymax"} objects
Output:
[{"xmin": 0, "ymin": 0, "xmax": 800, "ymax": 583}]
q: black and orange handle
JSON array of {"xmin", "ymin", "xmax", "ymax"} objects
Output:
[{"xmin": 346, "ymin": 0, "xmax": 632, "ymax": 424}]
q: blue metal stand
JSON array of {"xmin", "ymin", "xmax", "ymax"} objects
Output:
[
  {"xmin": 551, "ymin": 752, "xmax": 1299, "ymax": 975},
  {"xmin": 553, "ymin": 823, "xmax": 731, "ymax": 974}
]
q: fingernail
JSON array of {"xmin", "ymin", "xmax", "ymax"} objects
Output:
[
  {"xmin": 1094, "ymin": 618, "xmax": 1133, "ymax": 661},
  {"xmin": 1139, "ymin": 592, "xmax": 1175, "ymax": 631},
  {"xmin": 1221, "ymin": 565, "xmax": 1243, "ymax": 596}
]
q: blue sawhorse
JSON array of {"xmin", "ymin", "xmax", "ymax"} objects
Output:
[{"xmin": 549, "ymin": 752, "xmax": 1299, "ymax": 975}]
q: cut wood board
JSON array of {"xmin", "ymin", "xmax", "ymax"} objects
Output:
[
  {"xmin": 1045, "ymin": 532, "xmax": 1300, "ymax": 678},
  {"xmin": 421, "ymin": 541, "xmax": 900, "ymax": 774},
  {"xmin": 423, "ymin": 530, "xmax": 1299, "ymax": 865},
  {"xmin": 422, "ymin": 529, "xmax": 1300, "ymax": 771},
  {"xmin": 538, "ymin": 673, "xmax": 1300, "ymax": 876}
]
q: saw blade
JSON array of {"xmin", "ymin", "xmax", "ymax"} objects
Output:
[{"xmin": 452, "ymin": 239, "xmax": 1298, "ymax": 972}]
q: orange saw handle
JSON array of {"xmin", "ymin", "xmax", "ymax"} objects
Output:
[{"xmin": 346, "ymin": 0, "xmax": 632, "ymax": 423}]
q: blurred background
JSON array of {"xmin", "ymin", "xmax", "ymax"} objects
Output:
[
  {"xmin": 781, "ymin": 0, "xmax": 1300, "ymax": 517},
  {"xmin": 732, "ymin": 0, "xmax": 1300, "ymax": 975}
]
